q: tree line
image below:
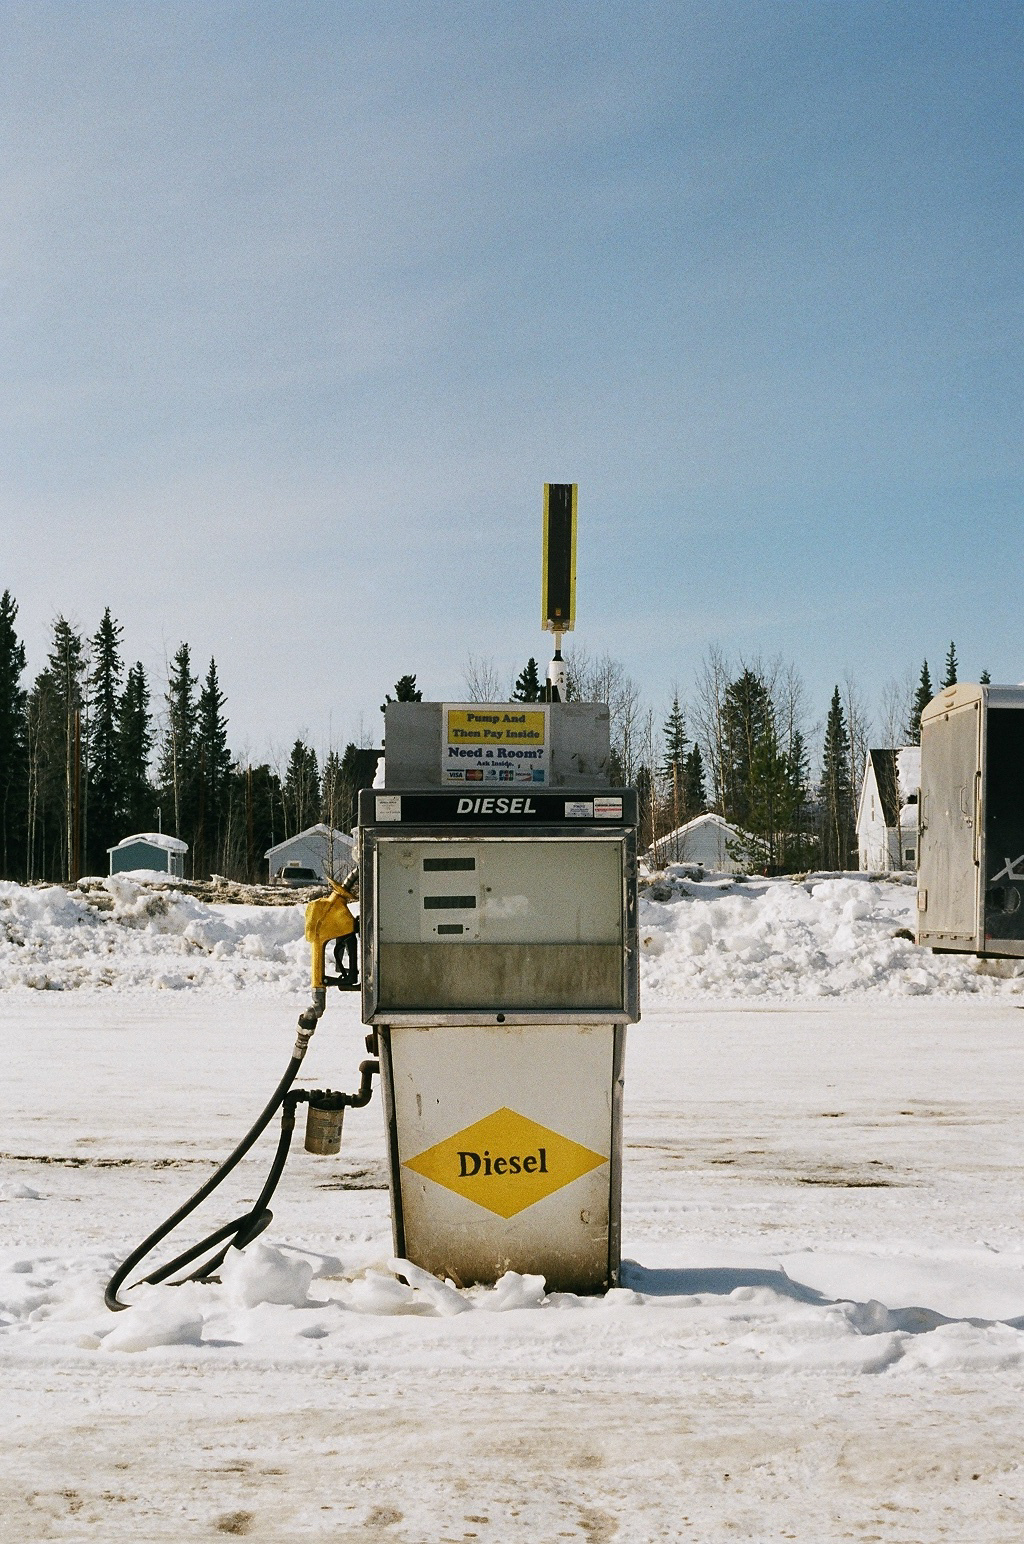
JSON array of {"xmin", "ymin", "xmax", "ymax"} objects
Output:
[
  {"xmin": 0, "ymin": 594, "xmax": 379, "ymax": 884},
  {"xmin": 466, "ymin": 639, "xmax": 984, "ymax": 874},
  {"xmin": 0, "ymin": 585, "xmax": 988, "ymax": 885}
]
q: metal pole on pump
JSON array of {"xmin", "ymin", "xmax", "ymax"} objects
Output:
[{"xmin": 541, "ymin": 483, "xmax": 577, "ymax": 702}]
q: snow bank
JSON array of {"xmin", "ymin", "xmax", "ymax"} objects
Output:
[
  {"xmin": 640, "ymin": 874, "xmax": 1022, "ymax": 999},
  {"xmin": 0, "ymin": 878, "xmax": 308, "ymax": 993},
  {"xmin": 1, "ymin": 873, "xmax": 1018, "ymax": 999},
  {"xmin": 3, "ymin": 1241, "xmax": 1022, "ymax": 1379}
]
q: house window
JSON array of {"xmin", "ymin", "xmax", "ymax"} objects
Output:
[{"xmin": 905, "ymin": 847, "xmax": 916, "ymax": 863}]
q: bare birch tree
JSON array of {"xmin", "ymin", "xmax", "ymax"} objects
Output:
[
  {"xmin": 842, "ymin": 672, "xmax": 871, "ymax": 810},
  {"xmin": 879, "ymin": 672, "xmax": 915, "ymax": 748},
  {"xmin": 691, "ymin": 645, "xmax": 730, "ymax": 812},
  {"xmin": 462, "ymin": 655, "xmax": 505, "ymax": 702},
  {"xmin": 563, "ymin": 647, "xmax": 644, "ymax": 780}
]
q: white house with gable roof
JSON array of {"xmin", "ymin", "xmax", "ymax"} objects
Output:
[
  {"xmin": 857, "ymin": 746, "xmax": 921, "ymax": 872},
  {"xmin": 649, "ymin": 812, "xmax": 752, "ymax": 874}
]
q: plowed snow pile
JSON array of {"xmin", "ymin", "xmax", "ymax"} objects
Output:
[
  {"xmin": 639, "ymin": 872, "xmax": 1020, "ymax": 999},
  {"xmin": 0, "ymin": 877, "xmax": 308, "ymax": 992},
  {"xmin": 2, "ymin": 871, "xmax": 1020, "ymax": 998}
]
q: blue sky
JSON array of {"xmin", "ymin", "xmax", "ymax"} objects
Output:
[{"xmin": 1, "ymin": 1, "xmax": 1020, "ymax": 760}]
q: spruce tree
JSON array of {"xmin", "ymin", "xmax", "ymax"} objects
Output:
[
  {"xmin": 159, "ymin": 643, "xmax": 198, "ymax": 847},
  {"xmin": 338, "ymin": 742, "xmax": 363, "ymax": 833},
  {"xmin": 721, "ymin": 669, "xmax": 774, "ymax": 829},
  {"xmin": 87, "ymin": 609, "xmax": 124, "ymax": 873},
  {"xmin": 381, "ymin": 674, "xmax": 423, "ymax": 713},
  {"xmin": 116, "ymin": 663, "xmax": 154, "ymax": 835},
  {"xmin": 338, "ymin": 742, "xmax": 380, "ymax": 831},
  {"xmin": 321, "ymin": 750, "xmax": 342, "ymax": 827},
  {"xmin": 635, "ymin": 763, "xmax": 654, "ymax": 851},
  {"xmin": 820, "ymin": 687, "xmax": 854, "ymax": 870},
  {"xmin": 747, "ymin": 710, "xmax": 788, "ymax": 869},
  {"xmin": 26, "ymin": 668, "xmax": 63, "ymax": 881},
  {"xmin": 0, "ymin": 591, "xmax": 27, "ymax": 878},
  {"xmin": 232, "ymin": 762, "xmax": 282, "ymax": 881},
  {"xmin": 905, "ymin": 660, "xmax": 934, "ymax": 745},
  {"xmin": 683, "ymin": 744, "xmax": 706, "ymax": 816},
  {"xmin": 781, "ymin": 727, "xmax": 811, "ymax": 870},
  {"xmin": 661, "ymin": 693, "xmax": 689, "ymax": 831},
  {"xmin": 194, "ymin": 658, "xmax": 232, "ymax": 877},
  {"xmin": 283, "ymin": 740, "xmax": 320, "ymax": 835},
  {"xmin": 941, "ymin": 642, "xmax": 958, "ymax": 690},
  {"xmin": 980, "ymin": 669, "xmax": 991, "ymax": 685},
  {"xmin": 46, "ymin": 617, "xmax": 87, "ymax": 881},
  {"xmin": 511, "ymin": 659, "xmax": 542, "ymax": 702}
]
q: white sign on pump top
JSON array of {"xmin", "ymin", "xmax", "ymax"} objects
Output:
[{"xmin": 441, "ymin": 703, "xmax": 550, "ymax": 788}]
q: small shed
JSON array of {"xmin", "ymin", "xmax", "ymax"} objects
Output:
[
  {"xmin": 108, "ymin": 832, "xmax": 188, "ymax": 878},
  {"xmin": 265, "ymin": 824, "xmax": 355, "ymax": 885},
  {"xmin": 649, "ymin": 813, "xmax": 751, "ymax": 874},
  {"xmin": 857, "ymin": 747, "xmax": 921, "ymax": 872}
]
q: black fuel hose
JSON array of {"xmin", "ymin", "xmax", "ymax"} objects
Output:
[
  {"xmin": 104, "ymin": 1051, "xmax": 304, "ymax": 1312},
  {"xmin": 104, "ymin": 1052, "xmax": 379, "ymax": 1312}
]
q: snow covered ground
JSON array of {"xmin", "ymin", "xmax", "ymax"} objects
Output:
[{"xmin": 3, "ymin": 876, "xmax": 1024, "ymax": 1540}]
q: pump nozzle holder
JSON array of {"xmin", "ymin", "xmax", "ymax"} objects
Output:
[{"xmin": 304, "ymin": 880, "xmax": 357, "ymax": 991}]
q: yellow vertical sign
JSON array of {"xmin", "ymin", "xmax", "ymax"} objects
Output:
[{"xmin": 542, "ymin": 483, "xmax": 577, "ymax": 633}]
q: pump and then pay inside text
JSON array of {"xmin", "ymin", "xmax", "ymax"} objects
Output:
[{"xmin": 403, "ymin": 1107, "xmax": 607, "ymax": 1219}]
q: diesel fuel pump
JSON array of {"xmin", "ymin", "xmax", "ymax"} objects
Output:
[{"xmin": 362, "ymin": 701, "xmax": 639, "ymax": 1294}]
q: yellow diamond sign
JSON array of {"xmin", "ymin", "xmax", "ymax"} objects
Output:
[{"xmin": 403, "ymin": 1107, "xmax": 607, "ymax": 1219}]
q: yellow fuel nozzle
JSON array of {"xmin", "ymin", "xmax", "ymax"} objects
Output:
[{"xmin": 304, "ymin": 879, "xmax": 357, "ymax": 992}]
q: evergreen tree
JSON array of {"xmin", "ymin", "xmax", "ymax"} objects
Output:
[
  {"xmin": 683, "ymin": 744, "xmax": 706, "ymax": 816},
  {"xmin": 381, "ymin": 674, "xmax": 422, "ymax": 712},
  {"xmin": 980, "ymin": 669, "xmax": 991, "ymax": 685},
  {"xmin": 283, "ymin": 740, "xmax": 320, "ymax": 836},
  {"xmin": 194, "ymin": 658, "xmax": 232, "ymax": 877},
  {"xmin": 321, "ymin": 750, "xmax": 342, "ymax": 826},
  {"xmin": 511, "ymin": 659, "xmax": 542, "ymax": 702},
  {"xmin": 721, "ymin": 669, "xmax": 774, "ymax": 829},
  {"xmin": 46, "ymin": 617, "xmax": 87, "ymax": 881},
  {"xmin": 780, "ymin": 727, "xmax": 811, "ymax": 871},
  {"xmin": 0, "ymin": 592, "xmax": 27, "ymax": 878},
  {"xmin": 227, "ymin": 761, "xmax": 283, "ymax": 882},
  {"xmin": 26, "ymin": 668, "xmax": 64, "ymax": 881},
  {"xmin": 820, "ymin": 686, "xmax": 854, "ymax": 870},
  {"xmin": 635, "ymin": 763, "xmax": 654, "ymax": 851},
  {"xmin": 661, "ymin": 693, "xmax": 689, "ymax": 831},
  {"xmin": 337, "ymin": 742, "xmax": 381, "ymax": 831},
  {"xmin": 86, "ymin": 609, "xmax": 124, "ymax": 873},
  {"xmin": 941, "ymin": 641, "xmax": 958, "ymax": 690},
  {"xmin": 339, "ymin": 741, "xmax": 363, "ymax": 832},
  {"xmin": 115, "ymin": 663, "xmax": 154, "ymax": 835},
  {"xmin": 159, "ymin": 643, "xmax": 199, "ymax": 846},
  {"xmin": 905, "ymin": 660, "xmax": 934, "ymax": 746},
  {"xmin": 746, "ymin": 709, "xmax": 788, "ymax": 869}
]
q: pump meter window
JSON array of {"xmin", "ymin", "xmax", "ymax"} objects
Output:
[{"xmin": 374, "ymin": 837, "xmax": 625, "ymax": 1012}]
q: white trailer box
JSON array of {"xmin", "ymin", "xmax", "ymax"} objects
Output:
[{"xmin": 918, "ymin": 683, "xmax": 1024, "ymax": 957}]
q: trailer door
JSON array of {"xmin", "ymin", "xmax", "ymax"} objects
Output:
[{"xmin": 919, "ymin": 701, "xmax": 981, "ymax": 945}]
